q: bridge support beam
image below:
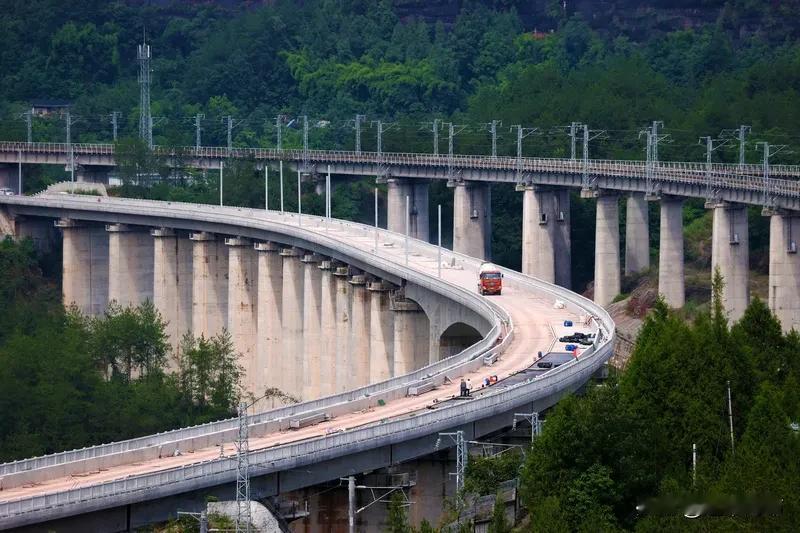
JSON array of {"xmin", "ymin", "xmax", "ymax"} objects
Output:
[
  {"xmin": 349, "ymin": 275, "xmax": 371, "ymax": 388},
  {"xmin": 594, "ymin": 192, "xmax": 621, "ymax": 306},
  {"xmin": 521, "ymin": 185, "xmax": 556, "ymax": 283},
  {"xmin": 387, "ymin": 178, "xmax": 429, "ymax": 241},
  {"xmin": 710, "ymin": 202, "xmax": 749, "ymax": 321},
  {"xmin": 57, "ymin": 220, "xmax": 108, "ymax": 316},
  {"xmin": 152, "ymin": 228, "xmax": 192, "ymax": 366},
  {"xmin": 318, "ymin": 261, "xmax": 338, "ymax": 397},
  {"xmin": 280, "ymin": 248, "xmax": 305, "ymax": 400},
  {"xmin": 392, "ymin": 297, "xmax": 428, "ymax": 376},
  {"xmin": 226, "ymin": 238, "xmax": 258, "ymax": 394},
  {"xmin": 452, "ymin": 181, "xmax": 491, "ymax": 260},
  {"xmin": 658, "ymin": 197, "xmax": 685, "ymax": 308},
  {"xmin": 368, "ymin": 281, "xmax": 394, "ymax": 383},
  {"xmin": 334, "ymin": 267, "xmax": 352, "ymax": 393},
  {"xmin": 255, "ymin": 242, "xmax": 282, "ymax": 393},
  {"xmin": 768, "ymin": 211, "xmax": 800, "ymax": 332},
  {"xmin": 107, "ymin": 224, "xmax": 153, "ymax": 307},
  {"xmin": 625, "ymin": 193, "xmax": 650, "ymax": 275},
  {"xmin": 554, "ymin": 189, "xmax": 572, "ymax": 289},
  {"xmin": 190, "ymin": 232, "xmax": 228, "ymax": 338},
  {"xmin": 302, "ymin": 254, "xmax": 323, "ymax": 400}
]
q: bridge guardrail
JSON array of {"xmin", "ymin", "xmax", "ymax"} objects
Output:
[{"xmin": 0, "ymin": 197, "xmax": 506, "ymax": 478}]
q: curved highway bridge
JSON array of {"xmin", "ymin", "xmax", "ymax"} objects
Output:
[{"xmin": 0, "ymin": 194, "xmax": 615, "ymax": 531}]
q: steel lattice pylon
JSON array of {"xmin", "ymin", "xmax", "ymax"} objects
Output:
[
  {"xmin": 235, "ymin": 402, "xmax": 251, "ymax": 533},
  {"xmin": 137, "ymin": 39, "xmax": 152, "ymax": 149}
]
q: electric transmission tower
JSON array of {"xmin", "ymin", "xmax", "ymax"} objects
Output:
[
  {"xmin": 235, "ymin": 402, "xmax": 251, "ymax": 533},
  {"xmin": 137, "ymin": 36, "xmax": 153, "ymax": 148},
  {"xmin": 639, "ymin": 121, "xmax": 670, "ymax": 197},
  {"xmin": 442, "ymin": 122, "xmax": 467, "ymax": 181}
]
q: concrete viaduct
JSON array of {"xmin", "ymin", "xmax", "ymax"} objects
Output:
[
  {"xmin": 0, "ymin": 193, "xmax": 614, "ymax": 530},
  {"xmin": 1, "ymin": 141, "xmax": 799, "ymax": 327}
]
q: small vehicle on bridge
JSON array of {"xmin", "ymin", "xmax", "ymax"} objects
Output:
[
  {"xmin": 478, "ymin": 262, "xmax": 503, "ymax": 295},
  {"xmin": 0, "ymin": 187, "xmax": 15, "ymax": 196}
]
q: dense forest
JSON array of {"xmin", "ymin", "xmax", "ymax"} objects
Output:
[
  {"xmin": 3, "ymin": 0, "xmax": 800, "ymax": 290},
  {"xmin": 0, "ymin": 238, "xmax": 244, "ymax": 462}
]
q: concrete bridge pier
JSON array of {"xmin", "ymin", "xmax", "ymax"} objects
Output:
[
  {"xmin": 387, "ymin": 178, "xmax": 430, "ymax": 241},
  {"xmin": 280, "ymin": 248, "xmax": 305, "ymax": 400},
  {"xmin": 452, "ymin": 180, "xmax": 491, "ymax": 260},
  {"xmin": 554, "ymin": 189, "xmax": 572, "ymax": 289},
  {"xmin": 521, "ymin": 185, "xmax": 556, "ymax": 283},
  {"xmin": 107, "ymin": 224, "xmax": 153, "ymax": 307},
  {"xmin": 658, "ymin": 197, "xmax": 685, "ymax": 308},
  {"xmin": 625, "ymin": 193, "xmax": 650, "ymax": 275},
  {"xmin": 255, "ymin": 242, "xmax": 282, "ymax": 391},
  {"xmin": 57, "ymin": 219, "xmax": 108, "ymax": 316},
  {"xmin": 349, "ymin": 274, "xmax": 372, "ymax": 388},
  {"xmin": 301, "ymin": 254, "xmax": 323, "ymax": 400},
  {"xmin": 318, "ymin": 261, "xmax": 338, "ymax": 397},
  {"xmin": 710, "ymin": 202, "xmax": 749, "ymax": 321},
  {"xmin": 768, "ymin": 211, "xmax": 800, "ymax": 332},
  {"xmin": 593, "ymin": 192, "xmax": 621, "ymax": 306},
  {"xmin": 151, "ymin": 228, "xmax": 192, "ymax": 365},
  {"xmin": 333, "ymin": 267, "xmax": 352, "ymax": 393},
  {"xmin": 226, "ymin": 238, "xmax": 258, "ymax": 394},
  {"xmin": 190, "ymin": 232, "xmax": 229, "ymax": 339},
  {"xmin": 391, "ymin": 296, "xmax": 428, "ymax": 376},
  {"xmin": 368, "ymin": 281, "xmax": 394, "ymax": 384}
]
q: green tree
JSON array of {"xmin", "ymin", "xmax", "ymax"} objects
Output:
[
  {"xmin": 386, "ymin": 491, "xmax": 411, "ymax": 533},
  {"xmin": 487, "ymin": 492, "xmax": 509, "ymax": 533}
]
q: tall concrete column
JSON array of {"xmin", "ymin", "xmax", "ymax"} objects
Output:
[
  {"xmin": 392, "ymin": 296, "xmax": 428, "ymax": 376},
  {"xmin": 280, "ymin": 248, "xmax": 305, "ymax": 400},
  {"xmin": 302, "ymin": 254, "xmax": 323, "ymax": 400},
  {"xmin": 255, "ymin": 242, "xmax": 282, "ymax": 391},
  {"xmin": 554, "ymin": 189, "xmax": 572, "ymax": 289},
  {"xmin": 152, "ymin": 228, "xmax": 192, "ymax": 366},
  {"xmin": 387, "ymin": 178, "xmax": 430, "ymax": 241},
  {"xmin": 658, "ymin": 197, "xmax": 685, "ymax": 308},
  {"xmin": 368, "ymin": 281, "xmax": 394, "ymax": 384},
  {"xmin": 226, "ymin": 238, "xmax": 258, "ymax": 394},
  {"xmin": 333, "ymin": 267, "xmax": 352, "ymax": 393},
  {"xmin": 768, "ymin": 212, "xmax": 800, "ymax": 332},
  {"xmin": 57, "ymin": 220, "xmax": 108, "ymax": 316},
  {"xmin": 594, "ymin": 193, "xmax": 621, "ymax": 306},
  {"xmin": 107, "ymin": 224, "xmax": 154, "ymax": 307},
  {"xmin": 521, "ymin": 185, "xmax": 556, "ymax": 283},
  {"xmin": 452, "ymin": 180, "xmax": 491, "ymax": 260},
  {"xmin": 625, "ymin": 193, "xmax": 650, "ymax": 275},
  {"xmin": 190, "ymin": 232, "xmax": 228, "ymax": 338},
  {"xmin": 349, "ymin": 275, "xmax": 371, "ymax": 388},
  {"xmin": 711, "ymin": 202, "xmax": 749, "ymax": 321},
  {"xmin": 318, "ymin": 261, "xmax": 338, "ymax": 397}
]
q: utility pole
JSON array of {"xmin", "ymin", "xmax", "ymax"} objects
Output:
[
  {"xmin": 302, "ymin": 115, "xmax": 309, "ymax": 172},
  {"xmin": 755, "ymin": 141, "xmax": 789, "ymax": 209},
  {"xmin": 374, "ymin": 187, "xmax": 379, "ymax": 253},
  {"xmin": 442, "ymin": 122, "xmax": 467, "ymax": 180},
  {"xmin": 580, "ymin": 124, "xmax": 607, "ymax": 191},
  {"xmin": 569, "ymin": 121, "xmax": 581, "ymax": 160},
  {"xmin": 736, "ymin": 125, "xmax": 751, "ymax": 168},
  {"xmin": 275, "ymin": 114, "xmax": 285, "ymax": 151},
  {"xmin": 195, "ymin": 113, "xmax": 204, "ymax": 149},
  {"xmin": 219, "ymin": 161, "xmax": 224, "ymax": 206},
  {"xmin": 435, "ymin": 431, "xmax": 467, "ymax": 493},
  {"xmin": 137, "ymin": 37, "xmax": 153, "ymax": 149},
  {"xmin": 431, "ymin": 118, "xmax": 441, "ymax": 155},
  {"xmin": 110, "ymin": 111, "xmax": 120, "ymax": 142},
  {"xmin": 65, "ymin": 111, "xmax": 77, "ymax": 186},
  {"xmin": 699, "ymin": 136, "xmax": 731, "ymax": 202},
  {"xmin": 224, "ymin": 115, "xmax": 234, "ymax": 154},
  {"xmin": 352, "ymin": 114, "xmax": 366, "ymax": 154},
  {"xmin": 640, "ymin": 121, "xmax": 670, "ymax": 197},
  {"xmin": 727, "ymin": 380, "xmax": 735, "ymax": 455},
  {"xmin": 692, "ymin": 443, "xmax": 697, "ymax": 487},
  {"xmin": 437, "ymin": 204, "xmax": 442, "ymax": 278},
  {"xmin": 509, "ymin": 124, "xmax": 538, "ymax": 181},
  {"xmin": 513, "ymin": 412, "xmax": 542, "ymax": 444},
  {"xmin": 484, "ymin": 120, "xmax": 502, "ymax": 158},
  {"xmin": 24, "ymin": 110, "xmax": 32, "ymax": 143},
  {"xmin": 371, "ymin": 120, "xmax": 396, "ymax": 176},
  {"xmin": 348, "ymin": 475, "xmax": 356, "ymax": 533},
  {"xmin": 405, "ymin": 195, "xmax": 410, "ymax": 266},
  {"xmin": 651, "ymin": 120, "xmax": 664, "ymax": 164},
  {"xmin": 279, "ymin": 160, "xmax": 284, "ymax": 212}
]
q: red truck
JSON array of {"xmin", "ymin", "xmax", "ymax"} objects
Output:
[{"xmin": 478, "ymin": 262, "xmax": 503, "ymax": 295}]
